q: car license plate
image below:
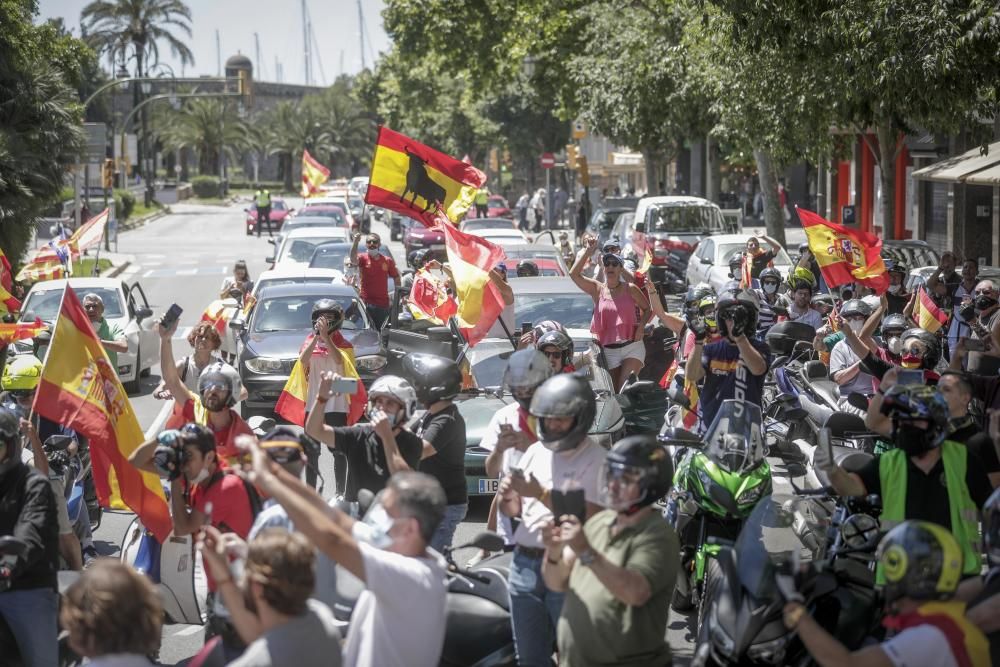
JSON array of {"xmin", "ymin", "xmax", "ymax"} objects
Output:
[{"xmin": 478, "ymin": 478, "xmax": 499, "ymax": 494}]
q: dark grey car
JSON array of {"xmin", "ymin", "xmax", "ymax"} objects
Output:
[{"xmin": 232, "ymin": 282, "xmax": 387, "ymax": 419}]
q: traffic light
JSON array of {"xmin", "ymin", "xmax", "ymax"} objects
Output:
[
  {"xmin": 102, "ymin": 158, "xmax": 114, "ymax": 190},
  {"xmin": 579, "ymin": 156, "xmax": 590, "ymax": 187},
  {"xmin": 566, "ymin": 144, "xmax": 578, "ymax": 170}
]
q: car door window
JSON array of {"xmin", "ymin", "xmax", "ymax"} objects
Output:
[{"xmin": 701, "ymin": 240, "xmax": 715, "ymax": 262}]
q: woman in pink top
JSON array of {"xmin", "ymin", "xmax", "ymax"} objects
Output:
[{"xmin": 570, "ymin": 236, "xmax": 651, "ymax": 390}]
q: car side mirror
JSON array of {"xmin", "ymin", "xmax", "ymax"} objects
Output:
[
  {"xmin": 700, "ymin": 257, "xmax": 713, "ymax": 265},
  {"xmin": 229, "ymin": 317, "xmax": 245, "ymax": 331},
  {"xmin": 267, "ymin": 238, "xmax": 276, "ymax": 245},
  {"xmin": 135, "ymin": 306, "xmax": 153, "ymax": 321},
  {"xmin": 634, "ymin": 221, "xmax": 646, "ymax": 233},
  {"xmin": 264, "ymin": 256, "xmax": 275, "ymax": 264}
]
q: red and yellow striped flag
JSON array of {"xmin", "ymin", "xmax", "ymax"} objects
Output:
[
  {"xmin": 201, "ymin": 299, "xmax": 235, "ymax": 335},
  {"xmin": 439, "ymin": 217, "xmax": 506, "ymax": 345},
  {"xmin": 913, "ymin": 287, "xmax": 950, "ymax": 333},
  {"xmin": 0, "ymin": 247, "xmax": 20, "ymax": 313},
  {"xmin": 275, "ymin": 332, "xmax": 366, "ymax": 426},
  {"xmin": 301, "ymin": 149, "xmax": 331, "ymax": 198},
  {"xmin": 0, "ymin": 318, "xmax": 46, "ymax": 345},
  {"xmin": 365, "ymin": 126, "xmax": 486, "ymax": 227},
  {"xmin": 32, "ymin": 286, "xmax": 170, "ymax": 542}
]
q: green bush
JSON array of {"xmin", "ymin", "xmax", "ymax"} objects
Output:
[
  {"xmin": 113, "ymin": 189, "xmax": 135, "ymax": 220},
  {"xmin": 191, "ymin": 176, "xmax": 220, "ymax": 198},
  {"xmin": 228, "ymin": 180, "xmax": 285, "ymax": 192}
]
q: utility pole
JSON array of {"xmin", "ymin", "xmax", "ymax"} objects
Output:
[
  {"xmin": 275, "ymin": 56, "xmax": 280, "ymax": 83},
  {"xmin": 254, "ymin": 32, "xmax": 261, "ymax": 76},
  {"xmin": 339, "ymin": 50, "xmax": 344, "ymax": 77},
  {"xmin": 215, "ymin": 29, "xmax": 222, "ymax": 76},
  {"xmin": 358, "ymin": 0, "xmax": 365, "ymax": 70},
  {"xmin": 302, "ymin": 0, "xmax": 310, "ymax": 85}
]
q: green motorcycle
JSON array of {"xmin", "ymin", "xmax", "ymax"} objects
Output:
[{"xmin": 660, "ymin": 399, "xmax": 772, "ymax": 613}]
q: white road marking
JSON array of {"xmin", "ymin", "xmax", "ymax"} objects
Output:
[
  {"xmin": 142, "ymin": 269, "xmax": 154, "ymax": 278},
  {"xmin": 172, "ymin": 625, "xmax": 204, "ymax": 637},
  {"xmin": 176, "ymin": 268, "xmax": 197, "ymax": 276}
]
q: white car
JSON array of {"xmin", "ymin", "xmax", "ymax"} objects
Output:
[
  {"xmin": 467, "ymin": 227, "xmax": 529, "ymax": 248},
  {"xmin": 459, "ymin": 218, "xmax": 519, "ymax": 234},
  {"xmin": 17, "ymin": 277, "xmax": 158, "ymax": 393},
  {"xmin": 266, "ymin": 226, "xmax": 349, "ymax": 270},
  {"xmin": 685, "ymin": 233, "xmax": 794, "ymax": 293},
  {"xmin": 251, "ymin": 267, "xmax": 345, "ymax": 299}
]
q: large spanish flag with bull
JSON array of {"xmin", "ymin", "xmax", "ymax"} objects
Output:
[
  {"xmin": 366, "ymin": 127, "xmax": 486, "ymax": 227},
  {"xmin": 797, "ymin": 207, "xmax": 889, "ymax": 294},
  {"xmin": 33, "ymin": 285, "xmax": 171, "ymax": 543}
]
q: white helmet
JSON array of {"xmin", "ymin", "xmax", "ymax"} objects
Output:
[
  {"xmin": 368, "ymin": 375, "xmax": 417, "ymax": 419},
  {"xmin": 198, "ymin": 361, "xmax": 242, "ymax": 408}
]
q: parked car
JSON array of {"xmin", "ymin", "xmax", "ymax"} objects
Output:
[
  {"xmin": 232, "ymin": 282, "xmax": 387, "ymax": 419},
  {"xmin": 685, "ymin": 233, "xmax": 794, "ymax": 294},
  {"xmin": 403, "ymin": 220, "xmax": 446, "ymax": 258},
  {"xmin": 459, "ymin": 218, "xmax": 518, "ymax": 234},
  {"xmin": 882, "ymin": 239, "xmax": 940, "ymax": 271},
  {"xmin": 266, "ymin": 226, "xmax": 349, "ymax": 270},
  {"xmin": 17, "ymin": 277, "xmax": 157, "ymax": 393},
  {"xmin": 587, "ymin": 199, "xmax": 639, "ymax": 248},
  {"xmin": 274, "ymin": 214, "xmax": 350, "ymax": 249},
  {"xmin": 627, "ymin": 196, "xmax": 727, "ymax": 291},
  {"xmin": 467, "ymin": 227, "xmax": 529, "ymax": 248},
  {"xmin": 486, "ymin": 195, "xmax": 512, "ymax": 218},
  {"xmin": 245, "ymin": 197, "xmax": 293, "ymax": 235}
]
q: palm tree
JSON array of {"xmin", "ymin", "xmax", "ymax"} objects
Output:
[
  {"xmin": 316, "ymin": 90, "xmax": 375, "ymax": 176},
  {"xmin": 264, "ymin": 101, "xmax": 333, "ymax": 192},
  {"xmin": 158, "ymin": 98, "xmax": 249, "ymax": 176}
]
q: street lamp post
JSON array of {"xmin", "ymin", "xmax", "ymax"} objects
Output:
[{"xmin": 140, "ymin": 79, "xmax": 154, "ymax": 207}]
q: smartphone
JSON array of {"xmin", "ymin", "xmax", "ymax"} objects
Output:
[
  {"xmin": 329, "ymin": 377, "xmax": 359, "ymax": 395},
  {"xmin": 160, "ymin": 303, "xmax": 183, "ymax": 329},
  {"xmin": 509, "ymin": 466, "xmax": 525, "ymax": 479},
  {"xmin": 896, "ymin": 369, "xmax": 924, "ymax": 386},
  {"xmin": 521, "ymin": 321, "xmax": 533, "ymax": 335},
  {"xmin": 551, "ymin": 488, "xmax": 586, "ymax": 524},
  {"xmin": 964, "ymin": 338, "xmax": 985, "ymax": 352}
]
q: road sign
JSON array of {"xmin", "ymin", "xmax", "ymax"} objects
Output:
[
  {"xmin": 572, "ymin": 119, "xmax": 587, "ymax": 139},
  {"xmin": 540, "ymin": 152, "xmax": 556, "ymax": 169},
  {"xmin": 83, "ymin": 122, "xmax": 107, "ymax": 162}
]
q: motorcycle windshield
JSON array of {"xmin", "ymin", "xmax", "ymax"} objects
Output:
[
  {"xmin": 702, "ymin": 399, "xmax": 765, "ymax": 474},
  {"xmin": 734, "ymin": 494, "xmax": 826, "ymax": 599}
]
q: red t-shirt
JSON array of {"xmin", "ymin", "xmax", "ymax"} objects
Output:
[
  {"xmin": 189, "ymin": 472, "xmax": 254, "ymax": 591},
  {"xmin": 357, "ymin": 252, "xmax": 399, "ymax": 308},
  {"xmin": 181, "ymin": 399, "xmax": 254, "ymax": 463}
]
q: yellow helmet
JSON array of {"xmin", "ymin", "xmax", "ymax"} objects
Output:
[{"xmin": 2, "ymin": 355, "xmax": 43, "ymax": 392}]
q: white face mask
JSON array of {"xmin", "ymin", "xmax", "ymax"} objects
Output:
[
  {"xmin": 367, "ymin": 247, "xmax": 379, "ymax": 256},
  {"xmin": 368, "ymin": 406, "xmax": 399, "ymax": 428},
  {"xmin": 888, "ymin": 284, "xmax": 901, "ymax": 294},
  {"xmin": 353, "ymin": 503, "xmax": 396, "ymax": 550},
  {"xmin": 762, "ymin": 283, "xmax": 778, "ymax": 295},
  {"xmin": 888, "ymin": 337, "xmax": 902, "ymax": 355},
  {"xmin": 190, "ymin": 466, "xmax": 210, "ymax": 485},
  {"xmin": 848, "ymin": 320, "xmax": 864, "ymax": 335}
]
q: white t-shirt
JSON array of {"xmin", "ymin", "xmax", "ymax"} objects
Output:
[
  {"xmin": 829, "ymin": 338, "xmax": 874, "ymax": 396},
  {"xmin": 881, "ymin": 624, "xmax": 959, "ymax": 667},
  {"xmin": 305, "ymin": 340, "xmax": 348, "ymax": 414},
  {"xmin": 512, "ymin": 437, "xmax": 607, "ymax": 549},
  {"xmin": 480, "ymin": 402, "xmax": 531, "ymax": 545},
  {"xmin": 229, "ymin": 599, "xmax": 342, "ymax": 667},
  {"xmin": 789, "ymin": 305, "xmax": 824, "ymax": 329},
  {"xmin": 342, "ymin": 542, "xmax": 448, "ymax": 667}
]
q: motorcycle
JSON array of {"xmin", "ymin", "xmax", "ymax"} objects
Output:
[
  {"xmin": 691, "ymin": 489, "xmax": 883, "ymax": 666},
  {"xmin": 660, "ymin": 399, "xmax": 772, "ymax": 613}
]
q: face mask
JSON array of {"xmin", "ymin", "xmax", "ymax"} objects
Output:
[
  {"xmin": 900, "ymin": 354, "xmax": 922, "ymax": 369},
  {"xmin": 888, "ymin": 284, "xmax": 902, "ymax": 294},
  {"xmin": 190, "ymin": 466, "xmax": 211, "ymax": 485},
  {"xmin": 895, "ymin": 423, "xmax": 936, "ymax": 457},
  {"xmin": 367, "ymin": 247, "xmax": 379, "ymax": 256},
  {"xmin": 887, "ymin": 337, "xmax": 902, "ymax": 355},
  {"xmin": 368, "ymin": 406, "xmax": 399, "ymax": 428},
  {"xmin": 762, "ymin": 283, "xmax": 778, "ymax": 295},
  {"xmin": 848, "ymin": 320, "xmax": 864, "ymax": 334},
  {"xmin": 354, "ymin": 503, "xmax": 396, "ymax": 549},
  {"xmin": 975, "ymin": 295, "xmax": 997, "ymax": 311},
  {"xmin": 960, "ymin": 303, "xmax": 977, "ymax": 322}
]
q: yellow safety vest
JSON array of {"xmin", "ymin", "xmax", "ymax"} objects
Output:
[{"xmin": 256, "ymin": 190, "xmax": 271, "ymax": 207}]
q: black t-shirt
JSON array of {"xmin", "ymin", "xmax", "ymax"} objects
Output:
[
  {"xmin": 969, "ymin": 567, "xmax": 1000, "ymax": 667},
  {"xmin": 885, "ymin": 291, "xmax": 909, "ymax": 315},
  {"xmin": 855, "ymin": 449, "xmax": 994, "ymax": 531},
  {"xmin": 969, "ymin": 373, "xmax": 1000, "ymax": 413},
  {"xmin": 330, "ymin": 424, "xmax": 423, "ymax": 502},
  {"xmin": 700, "ymin": 338, "xmax": 770, "ymax": 428},
  {"xmin": 416, "ymin": 404, "xmax": 468, "ymax": 505},
  {"xmin": 749, "ymin": 249, "xmax": 776, "ymax": 279},
  {"xmin": 949, "ymin": 420, "xmax": 1000, "ymax": 476}
]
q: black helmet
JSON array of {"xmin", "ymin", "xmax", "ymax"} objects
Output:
[
  {"xmin": 839, "ymin": 298, "xmax": 873, "ymax": 320},
  {"xmin": 728, "ymin": 255, "xmax": 743, "ymax": 277},
  {"xmin": 888, "ymin": 261, "xmax": 908, "ymax": 276},
  {"xmin": 880, "ymin": 384, "xmax": 949, "ymax": 444},
  {"xmin": 598, "ymin": 436, "xmax": 674, "ymax": 514},
  {"xmin": 984, "ymin": 487, "xmax": 1000, "ymax": 568},
  {"xmin": 311, "ymin": 298, "xmax": 344, "ymax": 331},
  {"xmin": 684, "ymin": 283, "xmax": 715, "ymax": 316},
  {"xmin": 516, "ymin": 260, "xmax": 539, "ymax": 277},
  {"xmin": 758, "ymin": 267, "xmax": 782, "ymax": 284},
  {"xmin": 901, "ymin": 327, "xmax": 941, "ymax": 369},
  {"xmin": 529, "ymin": 373, "xmax": 596, "ymax": 452},
  {"xmin": 503, "ymin": 349, "xmax": 553, "ymax": 409},
  {"xmin": 407, "ymin": 249, "xmax": 428, "ymax": 270},
  {"xmin": 401, "ymin": 353, "xmax": 462, "ymax": 406},
  {"xmin": 259, "ymin": 425, "xmax": 310, "ymax": 476},
  {"xmin": 877, "ymin": 520, "xmax": 964, "ymax": 605},
  {"xmin": 536, "ymin": 329, "xmax": 573, "ymax": 369},
  {"xmin": 881, "ymin": 313, "xmax": 908, "ymax": 337},
  {"xmin": 0, "ymin": 407, "xmax": 21, "ymax": 479},
  {"xmin": 716, "ymin": 288, "xmax": 759, "ymax": 338}
]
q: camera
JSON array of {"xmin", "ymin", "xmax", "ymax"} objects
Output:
[{"xmin": 153, "ymin": 430, "xmax": 189, "ymax": 481}]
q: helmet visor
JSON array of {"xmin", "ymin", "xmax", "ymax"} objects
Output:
[{"xmin": 598, "ymin": 461, "xmax": 648, "ymax": 511}]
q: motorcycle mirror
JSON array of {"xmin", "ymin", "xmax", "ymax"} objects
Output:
[
  {"xmin": 865, "ymin": 494, "xmax": 882, "ymax": 510},
  {"xmin": 0, "ymin": 536, "xmax": 29, "ymax": 558},
  {"xmin": 658, "ymin": 426, "xmax": 701, "ymax": 446},
  {"xmin": 465, "ymin": 531, "xmax": 505, "ymax": 553},
  {"xmin": 43, "ymin": 434, "xmax": 74, "ymax": 451},
  {"xmin": 666, "ymin": 385, "xmax": 691, "ymax": 410},
  {"xmin": 246, "ymin": 415, "xmax": 276, "ymax": 435}
]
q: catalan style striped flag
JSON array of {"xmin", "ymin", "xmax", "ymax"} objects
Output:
[
  {"xmin": 275, "ymin": 332, "xmax": 367, "ymax": 426},
  {"xmin": 798, "ymin": 207, "xmax": 889, "ymax": 294},
  {"xmin": 33, "ymin": 285, "xmax": 170, "ymax": 543},
  {"xmin": 365, "ymin": 127, "xmax": 486, "ymax": 227},
  {"xmin": 438, "ymin": 217, "xmax": 506, "ymax": 345},
  {"xmin": 913, "ymin": 287, "xmax": 950, "ymax": 333},
  {"xmin": 15, "ymin": 252, "xmax": 67, "ymax": 283},
  {"xmin": 0, "ymin": 318, "xmax": 46, "ymax": 345},
  {"xmin": 0, "ymin": 247, "xmax": 21, "ymax": 313},
  {"xmin": 301, "ymin": 149, "xmax": 331, "ymax": 198}
]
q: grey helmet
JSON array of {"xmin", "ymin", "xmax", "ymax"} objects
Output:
[
  {"xmin": 839, "ymin": 298, "xmax": 873, "ymax": 320},
  {"xmin": 368, "ymin": 375, "xmax": 418, "ymax": 420},
  {"xmin": 529, "ymin": 373, "xmax": 596, "ymax": 452},
  {"xmin": 503, "ymin": 349, "xmax": 553, "ymax": 409},
  {"xmin": 198, "ymin": 362, "xmax": 242, "ymax": 408}
]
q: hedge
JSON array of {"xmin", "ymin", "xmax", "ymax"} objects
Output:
[{"xmin": 191, "ymin": 176, "xmax": 221, "ymax": 198}]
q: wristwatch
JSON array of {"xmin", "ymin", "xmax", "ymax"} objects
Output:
[{"xmin": 578, "ymin": 548, "xmax": 596, "ymax": 567}]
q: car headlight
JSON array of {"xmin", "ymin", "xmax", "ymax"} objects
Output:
[
  {"xmin": 737, "ymin": 484, "xmax": 764, "ymax": 506},
  {"xmin": 746, "ymin": 634, "xmax": 789, "ymax": 661},
  {"xmin": 355, "ymin": 354, "xmax": 387, "ymax": 372},
  {"xmin": 245, "ymin": 357, "xmax": 286, "ymax": 374}
]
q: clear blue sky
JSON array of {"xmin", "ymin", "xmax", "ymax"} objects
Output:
[{"xmin": 36, "ymin": 0, "xmax": 391, "ymax": 83}]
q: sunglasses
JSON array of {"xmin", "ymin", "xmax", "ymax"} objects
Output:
[
  {"xmin": 603, "ymin": 260, "xmax": 621, "ymax": 268},
  {"xmin": 901, "ymin": 346, "xmax": 926, "ymax": 357},
  {"xmin": 366, "ymin": 241, "xmax": 379, "ymax": 247},
  {"xmin": 542, "ymin": 350, "xmax": 563, "ymax": 359},
  {"xmin": 83, "ymin": 303, "xmax": 100, "ymax": 310},
  {"xmin": 9, "ymin": 390, "xmax": 34, "ymax": 399},
  {"xmin": 201, "ymin": 382, "xmax": 229, "ymax": 394}
]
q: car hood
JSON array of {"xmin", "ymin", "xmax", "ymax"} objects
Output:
[
  {"xmin": 406, "ymin": 227, "xmax": 445, "ymax": 242},
  {"xmin": 246, "ymin": 328, "xmax": 382, "ymax": 359}
]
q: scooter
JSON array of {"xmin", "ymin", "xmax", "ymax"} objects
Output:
[{"xmin": 661, "ymin": 400, "xmax": 773, "ymax": 614}]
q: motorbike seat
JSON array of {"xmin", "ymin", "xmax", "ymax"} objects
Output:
[
  {"xmin": 798, "ymin": 392, "xmax": 835, "ymax": 426},
  {"xmin": 825, "ymin": 411, "xmax": 868, "ymax": 439},
  {"xmin": 810, "ymin": 380, "xmax": 841, "ymax": 410},
  {"xmin": 448, "ymin": 566, "xmax": 510, "ymax": 611},
  {"xmin": 834, "ymin": 448, "xmax": 874, "ymax": 473},
  {"xmin": 802, "ymin": 360, "xmax": 829, "ymax": 381}
]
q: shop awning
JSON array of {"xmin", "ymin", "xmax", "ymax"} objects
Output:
[
  {"xmin": 912, "ymin": 141, "xmax": 1000, "ymax": 183},
  {"xmin": 963, "ymin": 163, "xmax": 1000, "ymax": 186}
]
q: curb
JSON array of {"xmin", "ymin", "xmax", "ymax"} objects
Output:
[
  {"xmin": 119, "ymin": 207, "xmax": 169, "ymax": 233},
  {"xmin": 101, "ymin": 255, "xmax": 135, "ymax": 279}
]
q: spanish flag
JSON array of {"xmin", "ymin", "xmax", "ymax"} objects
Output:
[
  {"xmin": 913, "ymin": 287, "xmax": 950, "ymax": 333},
  {"xmin": 409, "ymin": 269, "xmax": 458, "ymax": 324},
  {"xmin": 201, "ymin": 299, "xmax": 235, "ymax": 335},
  {"xmin": 275, "ymin": 331, "xmax": 366, "ymax": 426},
  {"xmin": 798, "ymin": 207, "xmax": 889, "ymax": 294},
  {"xmin": 301, "ymin": 149, "xmax": 331, "ymax": 198},
  {"xmin": 32, "ymin": 286, "xmax": 171, "ymax": 543},
  {"xmin": 366, "ymin": 126, "xmax": 486, "ymax": 227},
  {"xmin": 0, "ymin": 318, "xmax": 46, "ymax": 345},
  {"xmin": 439, "ymin": 218, "xmax": 506, "ymax": 345},
  {"xmin": 0, "ymin": 247, "xmax": 20, "ymax": 313}
]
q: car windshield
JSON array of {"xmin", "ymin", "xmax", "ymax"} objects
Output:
[
  {"xmin": 348, "ymin": 198, "xmax": 363, "ymax": 209},
  {"xmin": 303, "ymin": 202, "xmax": 348, "ymax": 215},
  {"xmin": 252, "ymin": 294, "xmax": 367, "ymax": 332},
  {"xmin": 22, "ymin": 286, "xmax": 125, "ymax": 321},
  {"xmin": 256, "ymin": 277, "xmax": 337, "ymax": 294},
  {"xmin": 308, "ymin": 245, "xmax": 353, "ymax": 270},
  {"xmin": 504, "ymin": 248, "xmax": 561, "ymax": 262},
  {"xmin": 514, "ymin": 292, "xmax": 594, "ymax": 329},
  {"xmin": 466, "ymin": 339, "xmax": 611, "ymax": 392},
  {"xmin": 591, "ymin": 208, "xmax": 631, "ymax": 231},
  {"xmin": 884, "ymin": 244, "xmax": 940, "ymax": 270},
  {"xmin": 287, "ymin": 213, "xmax": 345, "ymax": 228},
  {"xmin": 463, "ymin": 220, "xmax": 514, "ymax": 232},
  {"xmin": 280, "ymin": 237, "xmax": 342, "ymax": 263},
  {"xmin": 271, "ymin": 200, "xmax": 286, "ymax": 211},
  {"xmin": 647, "ymin": 204, "xmax": 726, "ymax": 233},
  {"xmin": 718, "ymin": 242, "xmax": 792, "ymax": 266},
  {"xmin": 703, "ymin": 399, "xmax": 766, "ymax": 474}
]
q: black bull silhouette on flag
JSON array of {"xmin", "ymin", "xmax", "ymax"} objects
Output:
[{"xmin": 400, "ymin": 148, "xmax": 448, "ymax": 213}]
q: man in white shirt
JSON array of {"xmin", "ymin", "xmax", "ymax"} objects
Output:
[
  {"xmin": 498, "ymin": 374, "xmax": 606, "ymax": 667},
  {"xmin": 241, "ymin": 434, "xmax": 448, "ymax": 667},
  {"xmin": 829, "ymin": 299, "xmax": 876, "ymax": 411},
  {"xmin": 788, "ymin": 280, "xmax": 824, "ymax": 329}
]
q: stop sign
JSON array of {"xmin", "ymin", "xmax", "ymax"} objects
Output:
[{"xmin": 540, "ymin": 152, "xmax": 556, "ymax": 169}]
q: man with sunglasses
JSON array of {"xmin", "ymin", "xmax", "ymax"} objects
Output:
[
  {"xmin": 350, "ymin": 232, "xmax": 400, "ymax": 330},
  {"xmin": 82, "ymin": 293, "xmax": 128, "ymax": 369},
  {"xmin": 959, "ymin": 279, "xmax": 1000, "ymax": 375}
]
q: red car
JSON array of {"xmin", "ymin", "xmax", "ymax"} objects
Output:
[
  {"xmin": 403, "ymin": 222, "xmax": 445, "ymax": 259},
  {"xmin": 486, "ymin": 195, "xmax": 512, "ymax": 218},
  {"xmin": 245, "ymin": 198, "xmax": 292, "ymax": 235}
]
